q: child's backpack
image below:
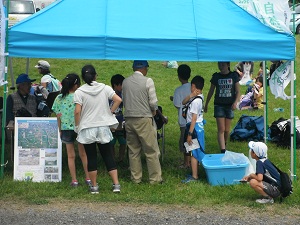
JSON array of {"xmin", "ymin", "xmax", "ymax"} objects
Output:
[
  {"xmin": 50, "ymin": 75, "xmax": 62, "ymax": 92},
  {"xmin": 230, "ymin": 115, "xmax": 264, "ymax": 141},
  {"xmin": 271, "ymin": 162, "xmax": 293, "ymax": 201},
  {"xmin": 182, "ymin": 96, "xmax": 203, "ymax": 119}
]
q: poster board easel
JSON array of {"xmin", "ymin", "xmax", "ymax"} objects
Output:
[{"xmin": 13, "ymin": 117, "xmax": 62, "ymax": 182}]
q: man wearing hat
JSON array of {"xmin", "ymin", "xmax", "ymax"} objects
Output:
[
  {"xmin": 242, "ymin": 141, "xmax": 281, "ymax": 204},
  {"xmin": 122, "ymin": 60, "xmax": 163, "ymax": 184},
  {"xmin": 35, "ymin": 60, "xmax": 61, "ymax": 94},
  {"xmin": 6, "ymin": 74, "xmax": 38, "ymax": 124}
]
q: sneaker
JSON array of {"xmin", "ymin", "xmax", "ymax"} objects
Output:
[
  {"xmin": 90, "ymin": 185, "xmax": 99, "ymax": 194},
  {"xmin": 70, "ymin": 180, "xmax": 79, "ymax": 187},
  {"xmin": 112, "ymin": 184, "xmax": 121, "ymax": 193},
  {"xmin": 256, "ymin": 197, "xmax": 274, "ymax": 204},
  {"xmin": 181, "ymin": 176, "xmax": 198, "ymax": 183},
  {"xmin": 85, "ymin": 179, "xmax": 92, "ymax": 187}
]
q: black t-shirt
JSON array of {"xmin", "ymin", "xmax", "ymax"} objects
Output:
[{"xmin": 210, "ymin": 71, "xmax": 239, "ymax": 106}]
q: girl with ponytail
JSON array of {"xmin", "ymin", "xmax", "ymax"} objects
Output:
[
  {"xmin": 74, "ymin": 65, "xmax": 122, "ymax": 194},
  {"xmin": 52, "ymin": 73, "xmax": 91, "ymax": 187}
]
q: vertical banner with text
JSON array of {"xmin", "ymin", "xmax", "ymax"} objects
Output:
[{"xmin": 233, "ymin": 0, "xmax": 292, "ymax": 34}]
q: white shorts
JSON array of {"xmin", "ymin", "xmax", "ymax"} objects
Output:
[{"xmin": 77, "ymin": 126, "xmax": 113, "ymax": 144}]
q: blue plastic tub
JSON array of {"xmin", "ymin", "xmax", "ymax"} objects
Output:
[{"xmin": 202, "ymin": 154, "xmax": 248, "ymax": 186}]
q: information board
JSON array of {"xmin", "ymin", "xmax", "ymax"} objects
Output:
[{"xmin": 13, "ymin": 117, "xmax": 62, "ymax": 182}]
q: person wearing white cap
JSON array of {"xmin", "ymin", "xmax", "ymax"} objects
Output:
[
  {"xmin": 35, "ymin": 60, "xmax": 62, "ymax": 94},
  {"xmin": 242, "ymin": 141, "xmax": 281, "ymax": 204}
]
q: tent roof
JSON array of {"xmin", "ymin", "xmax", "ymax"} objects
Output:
[{"xmin": 8, "ymin": 0, "xmax": 296, "ymax": 61}]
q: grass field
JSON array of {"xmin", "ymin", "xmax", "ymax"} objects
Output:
[{"xmin": 0, "ymin": 36, "xmax": 299, "ymax": 211}]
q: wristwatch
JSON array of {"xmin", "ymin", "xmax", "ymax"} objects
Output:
[{"xmin": 188, "ymin": 131, "xmax": 193, "ymax": 136}]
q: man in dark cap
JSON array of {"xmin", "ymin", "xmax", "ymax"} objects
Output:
[
  {"xmin": 6, "ymin": 73, "xmax": 49, "ymax": 124},
  {"xmin": 122, "ymin": 60, "xmax": 163, "ymax": 184}
]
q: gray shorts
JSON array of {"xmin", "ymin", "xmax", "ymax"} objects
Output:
[
  {"xmin": 179, "ymin": 126, "xmax": 186, "ymax": 152},
  {"xmin": 262, "ymin": 181, "xmax": 281, "ymax": 198}
]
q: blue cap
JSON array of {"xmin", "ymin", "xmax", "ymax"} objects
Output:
[
  {"xmin": 132, "ymin": 60, "xmax": 149, "ymax": 68},
  {"xmin": 16, "ymin": 73, "xmax": 36, "ymax": 84}
]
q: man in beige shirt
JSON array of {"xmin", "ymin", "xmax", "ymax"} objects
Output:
[{"xmin": 122, "ymin": 60, "xmax": 162, "ymax": 184}]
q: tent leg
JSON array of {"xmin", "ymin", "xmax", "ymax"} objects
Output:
[{"xmin": 8, "ymin": 57, "xmax": 15, "ymax": 91}]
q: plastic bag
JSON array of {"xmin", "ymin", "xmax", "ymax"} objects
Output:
[
  {"xmin": 221, "ymin": 151, "xmax": 248, "ymax": 165},
  {"xmin": 221, "ymin": 150, "xmax": 254, "ymax": 176}
]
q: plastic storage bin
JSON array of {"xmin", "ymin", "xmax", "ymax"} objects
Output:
[{"xmin": 202, "ymin": 154, "xmax": 248, "ymax": 186}]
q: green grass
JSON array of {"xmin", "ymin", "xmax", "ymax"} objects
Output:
[{"xmin": 0, "ymin": 36, "xmax": 299, "ymax": 211}]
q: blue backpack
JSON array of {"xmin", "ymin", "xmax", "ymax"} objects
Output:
[{"xmin": 230, "ymin": 115, "xmax": 265, "ymax": 141}]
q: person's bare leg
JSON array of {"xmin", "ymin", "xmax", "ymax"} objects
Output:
[
  {"xmin": 66, "ymin": 143, "xmax": 77, "ymax": 182},
  {"xmin": 249, "ymin": 179, "xmax": 269, "ymax": 197},
  {"xmin": 108, "ymin": 169, "xmax": 119, "ymax": 185},
  {"xmin": 184, "ymin": 154, "xmax": 191, "ymax": 167},
  {"xmin": 191, "ymin": 156, "xmax": 198, "ymax": 179},
  {"xmin": 224, "ymin": 118, "xmax": 232, "ymax": 149},
  {"xmin": 216, "ymin": 117, "xmax": 226, "ymax": 151}
]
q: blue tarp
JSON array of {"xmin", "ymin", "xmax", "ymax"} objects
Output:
[{"xmin": 8, "ymin": 0, "xmax": 296, "ymax": 61}]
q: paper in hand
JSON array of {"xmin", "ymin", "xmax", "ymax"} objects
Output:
[{"xmin": 184, "ymin": 138, "xmax": 200, "ymax": 152}]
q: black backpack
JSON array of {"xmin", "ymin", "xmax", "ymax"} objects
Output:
[
  {"xmin": 279, "ymin": 121, "xmax": 300, "ymax": 149},
  {"xmin": 271, "ymin": 163, "xmax": 293, "ymax": 201},
  {"xmin": 269, "ymin": 117, "xmax": 287, "ymax": 142},
  {"xmin": 154, "ymin": 106, "xmax": 165, "ymax": 130},
  {"xmin": 182, "ymin": 96, "xmax": 203, "ymax": 119},
  {"xmin": 268, "ymin": 118, "xmax": 300, "ymax": 148}
]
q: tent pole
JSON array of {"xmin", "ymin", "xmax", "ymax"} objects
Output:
[
  {"xmin": 290, "ymin": 61, "xmax": 296, "ymax": 181},
  {"xmin": 9, "ymin": 57, "xmax": 15, "ymax": 90},
  {"xmin": 290, "ymin": 0, "xmax": 297, "ymax": 182},
  {"xmin": 26, "ymin": 58, "xmax": 29, "ymax": 74},
  {"xmin": 1, "ymin": 0, "xmax": 9, "ymax": 178},
  {"xmin": 263, "ymin": 61, "xmax": 267, "ymax": 143}
]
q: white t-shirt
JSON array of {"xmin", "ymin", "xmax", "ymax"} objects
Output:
[
  {"xmin": 186, "ymin": 94, "xmax": 204, "ymax": 124},
  {"xmin": 173, "ymin": 82, "xmax": 191, "ymax": 127}
]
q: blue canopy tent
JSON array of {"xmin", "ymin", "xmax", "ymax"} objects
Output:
[
  {"xmin": 2, "ymin": 0, "xmax": 296, "ymax": 179},
  {"xmin": 8, "ymin": 0, "xmax": 295, "ymax": 61}
]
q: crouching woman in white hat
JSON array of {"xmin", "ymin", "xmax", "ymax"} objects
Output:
[{"xmin": 242, "ymin": 141, "xmax": 281, "ymax": 204}]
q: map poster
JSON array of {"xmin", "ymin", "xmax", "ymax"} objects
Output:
[{"xmin": 13, "ymin": 117, "xmax": 62, "ymax": 182}]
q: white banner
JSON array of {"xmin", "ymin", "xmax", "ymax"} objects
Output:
[
  {"xmin": 269, "ymin": 60, "xmax": 295, "ymax": 100},
  {"xmin": 233, "ymin": 0, "xmax": 292, "ymax": 34},
  {"xmin": 0, "ymin": 3, "xmax": 7, "ymax": 86}
]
